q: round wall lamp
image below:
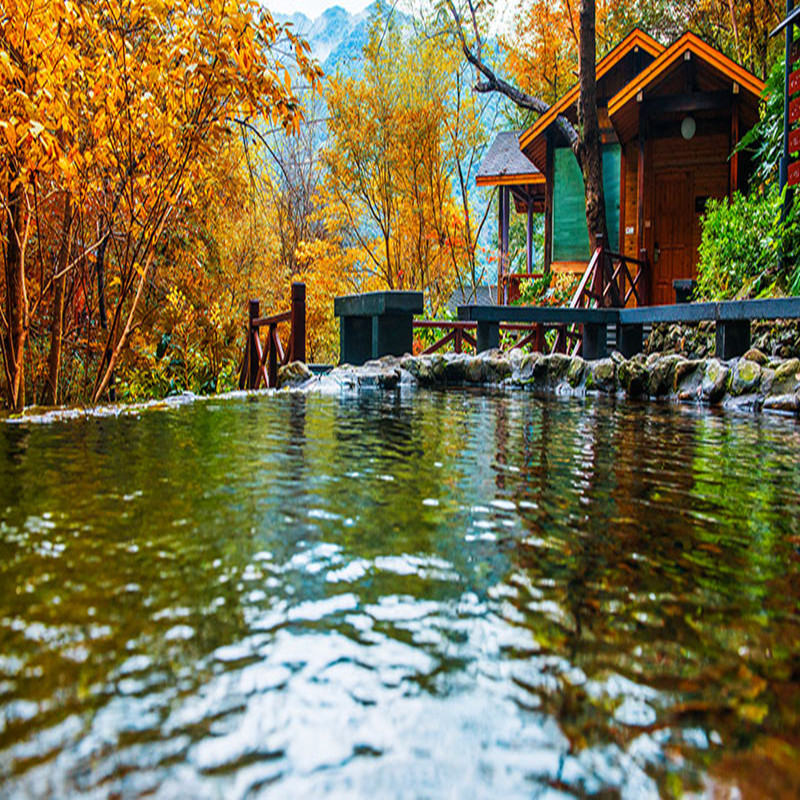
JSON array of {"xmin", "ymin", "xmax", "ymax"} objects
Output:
[{"xmin": 681, "ymin": 115, "xmax": 696, "ymax": 141}]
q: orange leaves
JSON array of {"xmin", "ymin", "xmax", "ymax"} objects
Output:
[{"xmin": 501, "ymin": 0, "xmax": 623, "ymax": 104}]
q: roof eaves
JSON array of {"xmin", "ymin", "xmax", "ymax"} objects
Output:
[
  {"xmin": 518, "ymin": 28, "xmax": 665, "ymax": 152},
  {"xmin": 607, "ymin": 31, "xmax": 765, "ymax": 118}
]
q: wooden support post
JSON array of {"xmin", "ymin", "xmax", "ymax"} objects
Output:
[
  {"xmin": 716, "ymin": 320, "xmax": 751, "ymax": 360},
  {"xmin": 554, "ymin": 325, "xmax": 567, "ymax": 354},
  {"xmin": 592, "ymin": 233, "xmax": 605, "ymax": 305},
  {"xmin": 637, "ymin": 119, "xmax": 645, "ymax": 258},
  {"xmin": 619, "ymin": 144, "xmax": 627, "ymax": 255},
  {"xmin": 544, "ymin": 131, "xmax": 554, "ymax": 273},
  {"xmin": 247, "ymin": 299, "xmax": 260, "ymax": 390},
  {"xmin": 291, "ymin": 282, "xmax": 306, "ymax": 363},
  {"xmin": 476, "ymin": 321, "xmax": 500, "ymax": 352},
  {"xmin": 617, "ymin": 323, "xmax": 644, "ymax": 357},
  {"xmin": 639, "ymin": 248, "xmax": 648, "ymax": 308},
  {"xmin": 526, "ymin": 201, "xmax": 533, "ymax": 274},
  {"xmin": 500, "ymin": 186, "xmax": 511, "ymax": 305},
  {"xmin": 268, "ymin": 324, "xmax": 278, "ymax": 388},
  {"xmin": 497, "ymin": 187, "xmax": 502, "ymax": 304},
  {"xmin": 730, "ymin": 94, "xmax": 740, "ymax": 198},
  {"xmin": 455, "ymin": 327, "xmax": 462, "ymax": 354},
  {"xmin": 582, "ymin": 322, "xmax": 608, "ymax": 360}
]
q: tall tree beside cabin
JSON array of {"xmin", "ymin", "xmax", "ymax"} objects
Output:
[
  {"xmin": 575, "ymin": 0, "xmax": 609, "ymax": 251},
  {"xmin": 445, "ymin": 0, "xmax": 608, "ymax": 266}
]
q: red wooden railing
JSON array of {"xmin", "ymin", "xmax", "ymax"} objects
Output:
[{"xmin": 239, "ymin": 282, "xmax": 306, "ymax": 390}]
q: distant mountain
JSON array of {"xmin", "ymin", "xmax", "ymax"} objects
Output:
[
  {"xmin": 269, "ymin": 5, "xmax": 368, "ymax": 74},
  {"xmin": 268, "ymin": 3, "xmax": 407, "ymax": 75}
]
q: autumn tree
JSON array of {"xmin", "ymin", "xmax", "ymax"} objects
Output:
[
  {"xmin": 0, "ymin": 0, "xmax": 321, "ymax": 409},
  {"xmin": 321, "ymin": 5, "xmax": 490, "ymax": 314}
]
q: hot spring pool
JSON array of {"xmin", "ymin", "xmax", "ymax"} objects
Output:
[{"xmin": 1, "ymin": 389, "xmax": 799, "ymax": 798}]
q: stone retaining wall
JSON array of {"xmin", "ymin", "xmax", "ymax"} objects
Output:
[{"xmin": 277, "ymin": 348, "xmax": 800, "ymax": 417}]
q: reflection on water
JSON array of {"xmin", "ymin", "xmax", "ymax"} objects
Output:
[{"xmin": 0, "ymin": 390, "xmax": 799, "ymax": 798}]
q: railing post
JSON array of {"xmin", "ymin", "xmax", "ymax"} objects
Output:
[
  {"xmin": 592, "ymin": 233, "xmax": 605, "ymax": 305},
  {"xmin": 455, "ymin": 327, "xmax": 462, "ymax": 354},
  {"xmin": 639, "ymin": 248, "xmax": 648, "ymax": 306},
  {"xmin": 535, "ymin": 323, "xmax": 545, "ymax": 352},
  {"xmin": 247, "ymin": 299, "xmax": 260, "ymax": 390},
  {"xmin": 268, "ymin": 323, "xmax": 278, "ymax": 388},
  {"xmin": 291, "ymin": 282, "xmax": 306, "ymax": 363}
]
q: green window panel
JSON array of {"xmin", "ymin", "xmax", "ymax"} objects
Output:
[{"xmin": 552, "ymin": 144, "xmax": 620, "ymax": 262}]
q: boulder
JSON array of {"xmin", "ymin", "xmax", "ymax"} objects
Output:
[
  {"xmin": 701, "ymin": 359, "xmax": 730, "ymax": 404},
  {"xmin": 675, "ymin": 360, "xmax": 703, "ymax": 401},
  {"xmin": 444, "ymin": 353, "xmax": 469, "ymax": 382},
  {"xmin": 763, "ymin": 393, "xmax": 800, "ymax": 413},
  {"xmin": 769, "ymin": 358, "xmax": 800, "ymax": 396},
  {"xmin": 277, "ymin": 361, "xmax": 313, "ymax": 389},
  {"xmin": 585, "ymin": 358, "xmax": 616, "ymax": 393},
  {"xmin": 647, "ymin": 354, "xmax": 681, "ymax": 397},
  {"xmin": 742, "ymin": 347, "xmax": 768, "ymax": 366},
  {"xmin": 547, "ymin": 353, "xmax": 572, "ymax": 385},
  {"xmin": 515, "ymin": 352, "xmax": 538, "ymax": 382},
  {"xmin": 465, "ymin": 356, "xmax": 486, "ymax": 383},
  {"xmin": 730, "ymin": 359, "xmax": 762, "ymax": 396},
  {"xmin": 482, "ymin": 353, "xmax": 512, "ymax": 383},
  {"xmin": 610, "ymin": 350, "xmax": 626, "ymax": 365},
  {"xmin": 618, "ymin": 360, "xmax": 648, "ymax": 397},
  {"xmin": 507, "ymin": 348, "xmax": 525, "ymax": 372},
  {"xmin": 567, "ymin": 356, "xmax": 586, "ymax": 388},
  {"xmin": 722, "ymin": 393, "xmax": 763, "ymax": 413}
]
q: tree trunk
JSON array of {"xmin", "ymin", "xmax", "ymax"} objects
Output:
[
  {"xmin": 574, "ymin": 0, "xmax": 609, "ymax": 255},
  {"xmin": 94, "ymin": 225, "xmax": 117, "ymax": 402},
  {"xmin": 2, "ymin": 179, "xmax": 28, "ymax": 412},
  {"xmin": 45, "ymin": 193, "xmax": 72, "ymax": 406}
]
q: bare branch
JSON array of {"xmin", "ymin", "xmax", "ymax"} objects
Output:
[{"xmin": 442, "ymin": 0, "xmax": 578, "ymax": 147}]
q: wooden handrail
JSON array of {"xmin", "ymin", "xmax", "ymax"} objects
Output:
[{"xmin": 252, "ymin": 310, "xmax": 291, "ymax": 327}]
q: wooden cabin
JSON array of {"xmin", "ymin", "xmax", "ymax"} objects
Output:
[{"xmin": 483, "ymin": 29, "xmax": 765, "ymax": 305}]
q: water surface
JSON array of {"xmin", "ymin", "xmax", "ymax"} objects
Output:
[{"xmin": 1, "ymin": 390, "xmax": 799, "ymax": 798}]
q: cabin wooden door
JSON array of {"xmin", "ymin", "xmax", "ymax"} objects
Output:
[{"xmin": 652, "ymin": 170, "xmax": 693, "ymax": 305}]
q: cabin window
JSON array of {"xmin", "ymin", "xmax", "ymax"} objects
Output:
[{"xmin": 552, "ymin": 144, "xmax": 621, "ymax": 263}]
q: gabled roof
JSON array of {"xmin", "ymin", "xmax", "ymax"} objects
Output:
[
  {"xmin": 518, "ymin": 28, "xmax": 664, "ymax": 153},
  {"xmin": 476, "ymin": 131, "xmax": 544, "ymax": 187},
  {"xmin": 607, "ymin": 31, "xmax": 764, "ymax": 119}
]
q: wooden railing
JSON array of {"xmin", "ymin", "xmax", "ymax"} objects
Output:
[
  {"xmin": 498, "ymin": 271, "xmax": 544, "ymax": 304},
  {"xmin": 413, "ymin": 320, "xmax": 545, "ymax": 355},
  {"xmin": 582, "ymin": 234, "xmax": 648, "ymax": 309},
  {"xmin": 239, "ymin": 282, "xmax": 306, "ymax": 390},
  {"xmin": 552, "ymin": 234, "xmax": 648, "ymax": 355}
]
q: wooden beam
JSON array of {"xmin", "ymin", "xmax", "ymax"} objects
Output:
[{"xmin": 645, "ymin": 91, "xmax": 731, "ymax": 115}]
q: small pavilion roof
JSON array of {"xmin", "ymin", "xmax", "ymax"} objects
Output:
[{"xmin": 476, "ymin": 131, "xmax": 544, "ymax": 188}]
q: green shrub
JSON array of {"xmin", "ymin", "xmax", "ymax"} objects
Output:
[{"xmin": 696, "ymin": 190, "xmax": 779, "ymax": 299}]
